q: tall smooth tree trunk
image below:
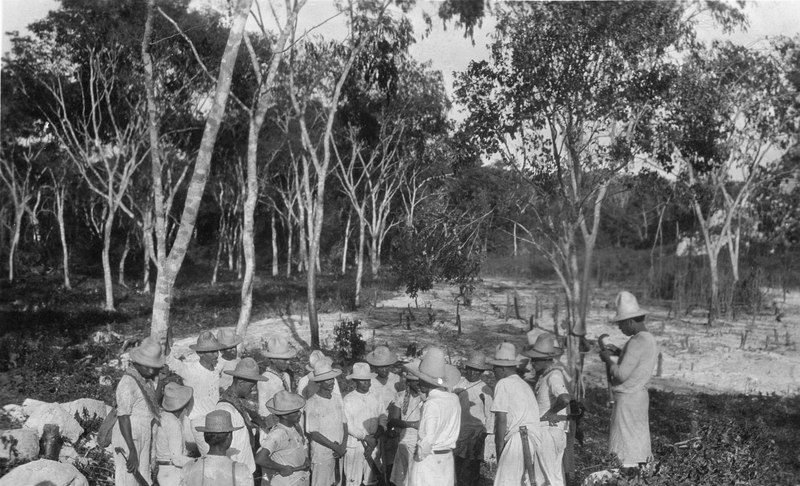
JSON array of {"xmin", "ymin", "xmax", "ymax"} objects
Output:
[
  {"xmin": 341, "ymin": 211, "xmax": 351, "ymax": 275},
  {"xmin": 708, "ymin": 250, "xmax": 720, "ymax": 325},
  {"xmin": 101, "ymin": 210, "xmax": 116, "ymax": 311},
  {"xmin": 150, "ymin": 0, "xmax": 253, "ymax": 338},
  {"xmin": 298, "ymin": 219, "xmax": 307, "ymax": 272},
  {"xmin": 355, "ymin": 219, "xmax": 366, "ymax": 307},
  {"xmin": 8, "ymin": 210, "xmax": 23, "ymax": 283},
  {"xmin": 142, "ymin": 235, "xmax": 151, "ymax": 292},
  {"xmin": 369, "ymin": 238, "xmax": 379, "ymax": 277},
  {"xmin": 271, "ymin": 210, "xmax": 279, "ymax": 276},
  {"xmin": 286, "ymin": 221, "xmax": 293, "ymax": 277},
  {"xmin": 55, "ymin": 188, "xmax": 71, "ymax": 289},
  {"xmin": 119, "ymin": 231, "xmax": 131, "ymax": 287}
]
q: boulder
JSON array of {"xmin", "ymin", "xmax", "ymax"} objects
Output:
[
  {"xmin": 24, "ymin": 402, "xmax": 84, "ymax": 443},
  {"xmin": 0, "ymin": 459, "xmax": 89, "ymax": 486},
  {"xmin": 58, "ymin": 443, "xmax": 79, "ymax": 464},
  {"xmin": 0, "ymin": 428, "xmax": 39, "ymax": 462},
  {"xmin": 21, "ymin": 398, "xmax": 47, "ymax": 417},
  {"xmin": 62, "ymin": 398, "xmax": 111, "ymax": 420},
  {"xmin": 2, "ymin": 404, "xmax": 27, "ymax": 424}
]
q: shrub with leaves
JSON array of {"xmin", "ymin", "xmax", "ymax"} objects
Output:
[{"xmin": 332, "ymin": 318, "xmax": 367, "ymax": 365}]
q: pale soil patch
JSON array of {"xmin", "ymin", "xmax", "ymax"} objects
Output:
[{"xmin": 172, "ymin": 277, "xmax": 800, "ymax": 396}]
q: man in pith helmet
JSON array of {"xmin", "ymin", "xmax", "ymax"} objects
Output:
[{"xmin": 599, "ymin": 291, "xmax": 658, "ymax": 473}]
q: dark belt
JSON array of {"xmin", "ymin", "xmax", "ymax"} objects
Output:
[
  {"xmin": 433, "ymin": 449, "xmax": 452, "ymax": 455},
  {"xmin": 156, "ymin": 460, "xmax": 173, "ymax": 466}
]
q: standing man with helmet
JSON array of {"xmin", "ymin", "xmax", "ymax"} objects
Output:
[
  {"xmin": 599, "ymin": 291, "xmax": 658, "ymax": 472},
  {"xmin": 258, "ymin": 336, "xmax": 297, "ymax": 425},
  {"xmin": 366, "ymin": 345, "xmax": 402, "ymax": 479},
  {"xmin": 217, "ymin": 328, "xmax": 244, "ymax": 390},
  {"xmin": 453, "ymin": 351, "xmax": 493, "ymax": 486},
  {"xmin": 404, "ymin": 347, "xmax": 462, "ymax": 486}
]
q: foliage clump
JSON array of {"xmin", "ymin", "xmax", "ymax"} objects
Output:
[{"xmin": 332, "ymin": 318, "xmax": 367, "ymax": 365}]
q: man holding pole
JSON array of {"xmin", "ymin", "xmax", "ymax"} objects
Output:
[{"xmin": 599, "ymin": 291, "xmax": 658, "ymax": 472}]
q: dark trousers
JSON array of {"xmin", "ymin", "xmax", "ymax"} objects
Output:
[{"xmin": 454, "ymin": 456, "xmax": 482, "ymax": 486}]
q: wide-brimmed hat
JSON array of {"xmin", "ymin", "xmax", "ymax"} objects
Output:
[
  {"xmin": 130, "ymin": 336, "xmax": 165, "ymax": 368},
  {"xmin": 523, "ymin": 334, "xmax": 562, "ymax": 360},
  {"xmin": 224, "ymin": 357, "xmax": 267, "ymax": 382},
  {"xmin": 366, "ymin": 346, "xmax": 398, "ymax": 367},
  {"xmin": 405, "ymin": 347, "xmax": 459, "ymax": 389},
  {"xmin": 195, "ymin": 410, "xmax": 242, "ymax": 433},
  {"xmin": 486, "ymin": 342, "xmax": 521, "ymax": 367},
  {"xmin": 261, "ymin": 336, "xmax": 298, "ymax": 359},
  {"xmin": 266, "ymin": 390, "xmax": 306, "ymax": 415},
  {"xmin": 162, "ymin": 382, "xmax": 193, "ymax": 412},
  {"xmin": 305, "ymin": 350, "xmax": 326, "ymax": 372},
  {"xmin": 610, "ymin": 291, "xmax": 646, "ymax": 323},
  {"xmin": 216, "ymin": 328, "xmax": 243, "ymax": 349},
  {"xmin": 189, "ymin": 331, "xmax": 226, "ymax": 352},
  {"xmin": 347, "ymin": 362, "xmax": 377, "ymax": 380},
  {"xmin": 463, "ymin": 350, "xmax": 492, "ymax": 371},
  {"xmin": 309, "ymin": 357, "xmax": 341, "ymax": 382}
]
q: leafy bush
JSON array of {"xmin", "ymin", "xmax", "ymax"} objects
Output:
[{"xmin": 332, "ymin": 318, "xmax": 367, "ymax": 364}]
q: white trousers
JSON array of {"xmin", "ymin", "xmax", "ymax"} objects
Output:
[
  {"xmin": 344, "ymin": 441, "xmax": 378, "ymax": 486},
  {"xmin": 408, "ymin": 451, "xmax": 454, "ymax": 486}
]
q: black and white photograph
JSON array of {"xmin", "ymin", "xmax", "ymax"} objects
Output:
[{"xmin": 1, "ymin": 0, "xmax": 799, "ymax": 485}]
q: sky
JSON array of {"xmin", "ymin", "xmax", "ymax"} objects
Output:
[{"xmin": 2, "ymin": 0, "xmax": 800, "ymax": 121}]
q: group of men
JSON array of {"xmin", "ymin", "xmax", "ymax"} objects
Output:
[{"xmin": 112, "ymin": 290, "xmax": 657, "ymax": 486}]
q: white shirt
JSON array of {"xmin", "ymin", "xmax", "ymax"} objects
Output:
[
  {"xmin": 180, "ymin": 455, "xmax": 251, "ymax": 486},
  {"xmin": 454, "ymin": 377, "xmax": 494, "ymax": 434},
  {"xmin": 370, "ymin": 373, "xmax": 401, "ymax": 412},
  {"xmin": 215, "ymin": 401, "xmax": 256, "ymax": 473},
  {"xmin": 534, "ymin": 367, "xmax": 571, "ymax": 432},
  {"xmin": 166, "ymin": 354, "xmax": 221, "ymax": 421},
  {"xmin": 297, "ymin": 372, "xmax": 343, "ymax": 402},
  {"xmin": 155, "ymin": 412, "xmax": 192, "ymax": 467},
  {"xmin": 343, "ymin": 390, "xmax": 384, "ymax": 441},
  {"xmin": 415, "ymin": 389, "xmax": 461, "ymax": 459},
  {"xmin": 257, "ymin": 368, "xmax": 291, "ymax": 418},
  {"xmin": 491, "ymin": 374, "xmax": 542, "ymax": 442},
  {"xmin": 305, "ymin": 393, "xmax": 346, "ymax": 462},
  {"xmin": 391, "ymin": 389, "xmax": 423, "ymax": 446}
]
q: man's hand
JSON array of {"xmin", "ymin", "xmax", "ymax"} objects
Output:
[
  {"xmin": 540, "ymin": 410, "xmax": 559, "ymax": 426},
  {"xmin": 364, "ymin": 435, "xmax": 378, "ymax": 450},
  {"xmin": 279, "ymin": 465, "xmax": 294, "ymax": 477},
  {"xmin": 605, "ymin": 344, "xmax": 621, "ymax": 356},
  {"xmin": 125, "ymin": 450, "xmax": 139, "ymax": 473},
  {"xmin": 333, "ymin": 442, "xmax": 347, "ymax": 458},
  {"xmin": 599, "ymin": 349, "xmax": 613, "ymax": 364},
  {"xmin": 378, "ymin": 414, "xmax": 388, "ymax": 429}
]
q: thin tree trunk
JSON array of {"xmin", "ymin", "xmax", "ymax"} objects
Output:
[
  {"xmin": 212, "ymin": 232, "xmax": 223, "ymax": 286},
  {"xmin": 369, "ymin": 237, "xmax": 379, "ymax": 277},
  {"xmin": 55, "ymin": 187, "xmax": 71, "ymax": 289},
  {"xmin": 150, "ymin": 0, "xmax": 253, "ymax": 338},
  {"xmin": 513, "ymin": 223, "xmax": 518, "ymax": 257},
  {"xmin": 102, "ymin": 210, "xmax": 116, "ymax": 311},
  {"xmin": 298, "ymin": 218, "xmax": 307, "ymax": 272},
  {"xmin": 355, "ymin": 218, "xmax": 366, "ymax": 307},
  {"xmin": 341, "ymin": 211, "xmax": 351, "ymax": 275},
  {"xmin": 118, "ymin": 231, "xmax": 131, "ymax": 287},
  {"xmin": 708, "ymin": 250, "xmax": 720, "ymax": 326},
  {"xmin": 142, "ymin": 233, "xmax": 151, "ymax": 293},
  {"xmin": 8, "ymin": 210, "xmax": 23, "ymax": 282},
  {"xmin": 271, "ymin": 210, "xmax": 279, "ymax": 276},
  {"xmin": 286, "ymin": 220, "xmax": 293, "ymax": 277}
]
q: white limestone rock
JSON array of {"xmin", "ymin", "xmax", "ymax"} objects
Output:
[
  {"xmin": 0, "ymin": 428, "xmax": 39, "ymax": 462},
  {"xmin": 0, "ymin": 459, "xmax": 89, "ymax": 486},
  {"xmin": 24, "ymin": 402, "xmax": 84, "ymax": 443},
  {"xmin": 62, "ymin": 398, "xmax": 111, "ymax": 420}
]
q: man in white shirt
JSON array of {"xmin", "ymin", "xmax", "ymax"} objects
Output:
[
  {"xmin": 297, "ymin": 350, "xmax": 342, "ymax": 401},
  {"xmin": 217, "ymin": 357, "xmax": 268, "ymax": 478},
  {"xmin": 166, "ymin": 330, "xmax": 227, "ymax": 456},
  {"xmin": 366, "ymin": 345, "xmax": 401, "ymax": 478},
  {"xmin": 524, "ymin": 334, "xmax": 571, "ymax": 486},
  {"xmin": 404, "ymin": 347, "xmax": 461, "ymax": 486},
  {"xmin": 258, "ymin": 336, "xmax": 296, "ymax": 425},
  {"xmin": 156, "ymin": 382, "xmax": 194, "ymax": 486},
  {"xmin": 388, "ymin": 372, "xmax": 423, "ymax": 486},
  {"xmin": 489, "ymin": 342, "xmax": 550, "ymax": 486},
  {"xmin": 454, "ymin": 350, "xmax": 493, "ymax": 486},
  {"xmin": 181, "ymin": 410, "xmax": 252, "ymax": 486},
  {"xmin": 304, "ymin": 359, "xmax": 347, "ymax": 486},
  {"xmin": 343, "ymin": 362, "xmax": 386, "ymax": 486},
  {"xmin": 217, "ymin": 328, "xmax": 244, "ymax": 390}
]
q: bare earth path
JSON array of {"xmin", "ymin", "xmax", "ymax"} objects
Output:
[{"xmin": 171, "ymin": 277, "xmax": 800, "ymax": 396}]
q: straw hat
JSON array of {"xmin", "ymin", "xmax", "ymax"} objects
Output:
[
  {"xmin": 522, "ymin": 334, "xmax": 562, "ymax": 360},
  {"xmin": 162, "ymin": 382, "xmax": 193, "ymax": 412},
  {"xmin": 486, "ymin": 342, "xmax": 521, "ymax": 367},
  {"xmin": 195, "ymin": 410, "xmax": 242, "ymax": 433},
  {"xmin": 305, "ymin": 350, "xmax": 327, "ymax": 372},
  {"xmin": 309, "ymin": 357, "xmax": 342, "ymax": 382},
  {"xmin": 366, "ymin": 346, "xmax": 398, "ymax": 367},
  {"xmin": 217, "ymin": 328, "xmax": 243, "ymax": 349},
  {"xmin": 224, "ymin": 357, "xmax": 267, "ymax": 382},
  {"xmin": 266, "ymin": 390, "xmax": 306, "ymax": 415},
  {"xmin": 189, "ymin": 331, "xmax": 226, "ymax": 352},
  {"xmin": 463, "ymin": 350, "xmax": 492, "ymax": 371},
  {"xmin": 261, "ymin": 336, "xmax": 298, "ymax": 359},
  {"xmin": 405, "ymin": 347, "xmax": 461, "ymax": 390},
  {"xmin": 610, "ymin": 291, "xmax": 646, "ymax": 323},
  {"xmin": 130, "ymin": 336, "xmax": 165, "ymax": 368},
  {"xmin": 347, "ymin": 362, "xmax": 377, "ymax": 380}
]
